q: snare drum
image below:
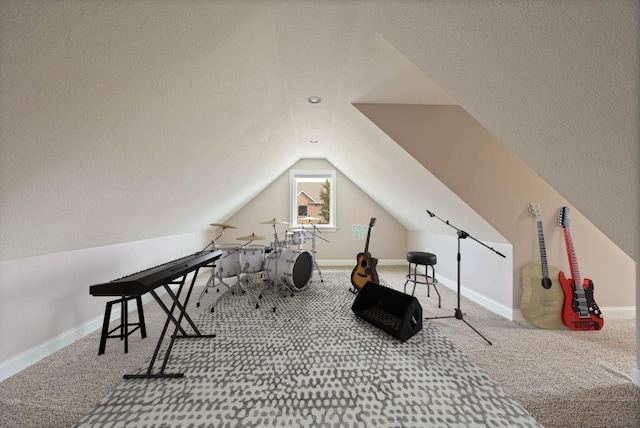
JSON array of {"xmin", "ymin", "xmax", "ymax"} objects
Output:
[
  {"xmin": 215, "ymin": 244, "xmax": 240, "ymax": 278},
  {"xmin": 265, "ymin": 249, "xmax": 313, "ymax": 291},
  {"xmin": 290, "ymin": 229, "xmax": 306, "ymax": 246},
  {"xmin": 240, "ymin": 245, "xmax": 265, "ymax": 273}
]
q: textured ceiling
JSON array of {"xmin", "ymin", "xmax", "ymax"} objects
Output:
[{"xmin": 0, "ymin": 1, "xmax": 637, "ymax": 262}]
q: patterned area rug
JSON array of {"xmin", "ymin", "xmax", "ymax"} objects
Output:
[{"xmin": 74, "ymin": 272, "xmax": 541, "ymax": 427}]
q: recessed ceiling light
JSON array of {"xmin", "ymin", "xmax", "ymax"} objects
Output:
[{"xmin": 306, "ymin": 96, "xmax": 323, "ymax": 104}]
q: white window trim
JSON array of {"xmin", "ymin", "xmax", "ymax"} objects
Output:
[{"xmin": 289, "ymin": 169, "xmax": 336, "ymax": 231}]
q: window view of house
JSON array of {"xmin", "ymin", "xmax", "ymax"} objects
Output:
[
  {"xmin": 290, "ymin": 169, "xmax": 335, "ymax": 228},
  {"xmin": 296, "ymin": 179, "xmax": 329, "ymax": 224}
]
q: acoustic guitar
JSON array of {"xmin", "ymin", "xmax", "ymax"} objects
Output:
[
  {"xmin": 350, "ymin": 217, "xmax": 379, "ymax": 292},
  {"xmin": 520, "ymin": 203, "xmax": 564, "ymax": 329},
  {"xmin": 557, "ymin": 207, "xmax": 603, "ymax": 331}
]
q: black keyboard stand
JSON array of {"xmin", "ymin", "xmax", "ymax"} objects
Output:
[{"xmin": 123, "ymin": 263, "xmax": 216, "ymax": 379}]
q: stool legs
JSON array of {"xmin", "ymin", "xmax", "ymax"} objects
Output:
[
  {"xmin": 98, "ymin": 296, "xmax": 146, "ymax": 355},
  {"xmin": 136, "ymin": 296, "xmax": 147, "ymax": 339},
  {"xmin": 403, "ymin": 262, "xmax": 441, "ymax": 308},
  {"xmin": 98, "ymin": 300, "xmax": 114, "ymax": 355}
]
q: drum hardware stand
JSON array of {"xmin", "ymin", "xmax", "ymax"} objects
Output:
[
  {"xmin": 197, "ymin": 223, "xmax": 237, "ymax": 309},
  {"xmin": 234, "ymin": 237, "xmax": 270, "ymax": 310},
  {"xmin": 266, "ymin": 223, "xmax": 292, "ymax": 303},
  {"xmin": 302, "ymin": 222, "xmax": 328, "ymax": 283},
  {"xmin": 201, "ymin": 245, "xmax": 250, "ymax": 312},
  {"xmin": 423, "ymin": 209, "xmax": 506, "ymax": 346},
  {"xmin": 238, "ymin": 223, "xmax": 284, "ymax": 312}
]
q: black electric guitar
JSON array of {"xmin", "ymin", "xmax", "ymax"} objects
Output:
[
  {"xmin": 521, "ymin": 203, "xmax": 564, "ymax": 329},
  {"xmin": 557, "ymin": 207, "xmax": 603, "ymax": 331},
  {"xmin": 350, "ymin": 218, "xmax": 379, "ymax": 292}
]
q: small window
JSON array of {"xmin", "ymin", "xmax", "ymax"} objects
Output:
[{"xmin": 289, "ymin": 169, "xmax": 336, "ymax": 229}]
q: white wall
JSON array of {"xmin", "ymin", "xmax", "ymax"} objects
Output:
[
  {"xmin": 0, "ymin": 231, "xmax": 210, "ymax": 381},
  {"xmin": 408, "ymin": 230, "xmax": 513, "ymax": 319}
]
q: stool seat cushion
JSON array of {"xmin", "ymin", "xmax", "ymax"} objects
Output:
[{"xmin": 406, "ymin": 251, "xmax": 437, "ymax": 266}]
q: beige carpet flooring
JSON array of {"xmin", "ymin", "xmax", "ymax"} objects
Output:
[{"xmin": 0, "ymin": 266, "xmax": 638, "ymax": 427}]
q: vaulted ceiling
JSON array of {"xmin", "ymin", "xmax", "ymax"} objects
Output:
[{"xmin": 0, "ymin": 1, "xmax": 637, "ymax": 263}]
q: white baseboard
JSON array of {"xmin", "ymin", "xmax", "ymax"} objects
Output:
[
  {"xmin": 0, "ymin": 316, "xmax": 103, "ymax": 382},
  {"xmin": 513, "ymin": 307, "xmax": 635, "ymax": 323},
  {"xmin": 433, "ymin": 274, "xmax": 515, "ymax": 320},
  {"xmin": 598, "ymin": 307, "xmax": 637, "ymax": 320},
  {"xmin": 316, "ymin": 259, "xmax": 406, "ymax": 267},
  {"xmin": 0, "ymin": 292, "xmax": 155, "ymax": 383}
]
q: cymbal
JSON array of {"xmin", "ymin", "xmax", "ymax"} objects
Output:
[
  {"xmin": 236, "ymin": 233, "xmax": 266, "ymax": 241},
  {"xmin": 260, "ymin": 218, "xmax": 288, "ymax": 225},
  {"xmin": 299, "ymin": 216, "xmax": 319, "ymax": 221},
  {"xmin": 210, "ymin": 223, "xmax": 238, "ymax": 229}
]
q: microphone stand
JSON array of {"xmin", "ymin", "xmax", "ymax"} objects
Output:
[{"xmin": 424, "ymin": 209, "xmax": 506, "ymax": 345}]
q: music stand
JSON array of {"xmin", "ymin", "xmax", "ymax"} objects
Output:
[{"xmin": 424, "ymin": 209, "xmax": 506, "ymax": 345}]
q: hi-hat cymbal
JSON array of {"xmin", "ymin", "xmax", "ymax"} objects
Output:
[
  {"xmin": 210, "ymin": 223, "xmax": 238, "ymax": 229},
  {"xmin": 299, "ymin": 216, "xmax": 319, "ymax": 221},
  {"xmin": 260, "ymin": 218, "xmax": 288, "ymax": 225},
  {"xmin": 236, "ymin": 233, "xmax": 266, "ymax": 241}
]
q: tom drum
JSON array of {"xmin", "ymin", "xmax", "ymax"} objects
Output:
[
  {"xmin": 240, "ymin": 245, "xmax": 265, "ymax": 273},
  {"xmin": 216, "ymin": 244, "xmax": 240, "ymax": 278},
  {"xmin": 290, "ymin": 229, "xmax": 306, "ymax": 246}
]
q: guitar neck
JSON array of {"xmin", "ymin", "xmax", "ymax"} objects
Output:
[
  {"xmin": 363, "ymin": 228, "xmax": 372, "ymax": 253},
  {"xmin": 536, "ymin": 219, "xmax": 550, "ymax": 278},
  {"xmin": 563, "ymin": 226, "xmax": 583, "ymax": 288}
]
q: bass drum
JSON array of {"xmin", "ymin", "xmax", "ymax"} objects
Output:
[{"xmin": 265, "ymin": 249, "xmax": 313, "ymax": 291}]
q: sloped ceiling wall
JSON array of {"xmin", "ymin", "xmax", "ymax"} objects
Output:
[
  {"xmin": 363, "ymin": 1, "xmax": 639, "ymax": 261},
  {"xmin": 0, "ymin": 1, "xmax": 637, "ymax": 265}
]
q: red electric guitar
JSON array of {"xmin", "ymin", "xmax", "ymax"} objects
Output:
[
  {"xmin": 350, "ymin": 217, "xmax": 379, "ymax": 293},
  {"xmin": 557, "ymin": 207, "xmax": 603, "ymax": 331}
]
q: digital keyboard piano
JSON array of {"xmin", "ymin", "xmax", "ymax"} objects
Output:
[
  {"xmin": 89, "ymin": 249, "xmax": 222, "ymax": 379},
  {"xmin": 90, "ymin": 250, "xmax": 222, "ymax": 297}
]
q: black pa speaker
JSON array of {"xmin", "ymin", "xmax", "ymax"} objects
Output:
[{"xmin": 351, "ymin": 281, "xmax": 422, "ymax": 341}]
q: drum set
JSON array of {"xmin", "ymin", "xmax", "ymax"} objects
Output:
[{"xmin": 197, "ymin": 217, "xmax": 327, "ymax": 311}]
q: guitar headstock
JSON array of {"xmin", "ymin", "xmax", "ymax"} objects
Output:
[
  {"xmin": 528, "ymin": 203, "xmax": 542, "ymax": 221},
  {"xmin": 557, "ymin": 206, "xmax": 571, "ymax": 228},
  {"xmin": 369, "ymin": 217, "xmax": 377, "ymax": 228}
]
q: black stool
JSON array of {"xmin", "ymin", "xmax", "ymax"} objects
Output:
[
  {"xmin": 98, "ymin": 295, "xmax": 146, "ymax": 355},
  {"xmin": 403, "ymin": 251, "xmax": 441, "ymax": 308}
]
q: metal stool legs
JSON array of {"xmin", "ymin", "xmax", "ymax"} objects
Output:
[{"xmin": 403, "ymin": 252, "xmax": 440, "ymax": 308}]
